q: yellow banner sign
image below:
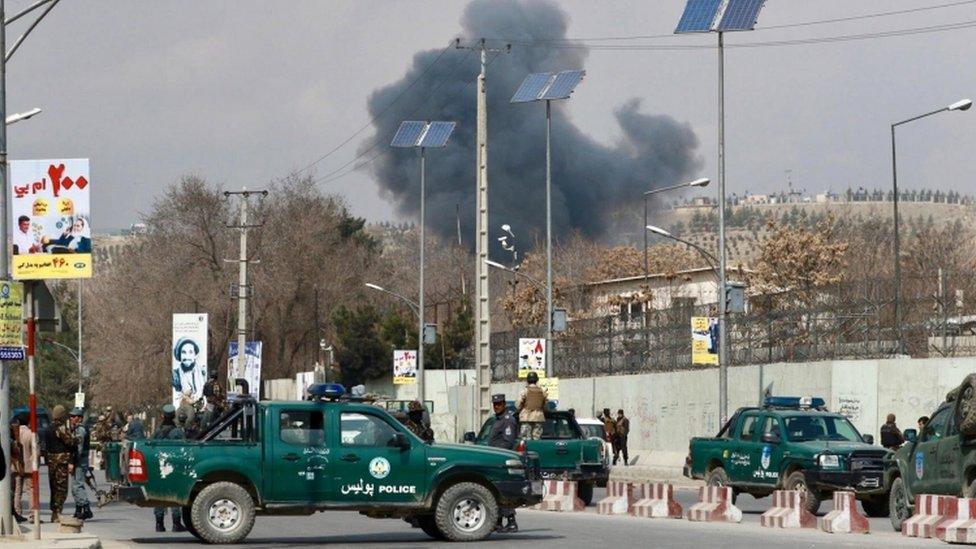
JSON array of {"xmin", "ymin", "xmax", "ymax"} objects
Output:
[
  {"xmin": 0, "ymin": 282, "xmax": 24, "ymax": 350},
  {"xmin": 538, "ymin": 377, "xmax": 559, "ymax": 400},
  {"xmin": 691, "ymin": 316, "xmax": 719, "ymax": 365},
  {"xmin": 12, "ymin": 253, "xmax": 92, "ymax": 279}
]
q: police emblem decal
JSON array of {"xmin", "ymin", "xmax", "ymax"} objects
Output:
[
  {"xmin": 760, "ymin": 445, "xmax": 772, "ymax": 470},
  {"xmin": 369, "ymin": 457, "xmax": 391, "ymax": 479}
]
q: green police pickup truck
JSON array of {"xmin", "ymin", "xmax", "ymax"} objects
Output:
[
  {"xmin": 886, "ymin": 374, "xmax": 976, "ymax": 531},
  {"xmin": 465, "ymin": 410, "xmax": 609, "ymax": 505},
  {"xmin": 119, "ymin": 384, "xmax": 541, "ymax": 544},
  {"xmin": 684, "ymin": 397, "xmax": 889, "ymax": 515}
]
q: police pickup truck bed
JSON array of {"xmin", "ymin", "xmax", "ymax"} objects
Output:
[
  {"xmin": 684, "ymin": 397, "xmax": 889, "ymax": 515},
  {"xmin": 118, "ymin": 384, "xmax": 541, "ymax": 543},
  {"xmin": 466, "ymin": 410, "xmax": 608, "ymax": 505}
]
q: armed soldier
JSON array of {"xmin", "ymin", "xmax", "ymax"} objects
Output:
[
  {"xmin": 152, "ymin": 404, "xmax": 187, "ymax": 532},
  {"xmin": 405, "ymin": 401, "xmax": 434, "ymax": 444},
  {"xmin": 488, "ymin": 394, "xmax": 519, "ymax": 533},
  {"xmin": 45, "ymin": 405, "xmax": 76, "ymax": 523},
  {"xmin": 515, "ymin": 372, "xmax": 547, "ymax": 440},
  {"xmin": 68, "ymin": 408, "xmax": 93, "ymax": 520},
  {"xmin": 202, "ymin": 371, "xmax": 227, "ymax": 428}
]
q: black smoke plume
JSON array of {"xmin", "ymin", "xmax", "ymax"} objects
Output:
[{"xmin": 363, "ymin": 0, "xmax": 702, "ymax": 251}]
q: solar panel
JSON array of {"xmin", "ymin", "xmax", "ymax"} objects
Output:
[
  {"xmin": 391, "ymin": 121, "xmax": 426, "ymax": 147},
  {"xmin": 511, "ymin": 72, "xmax": 554, "ymax": 103},
  {"xmin": 540, "ymin": 70, "xmax": 585, "ymax": 101},
  {"xmin": 418, "ymin": 121, "xmax": 455, "ymax": 148},
  {"xmin": 715, "ymin": 0, "xmax": 765, "ymax": 31},
  {"xmin": 674, "ymin": 0, "xmax": 722, "ymax": 34}
]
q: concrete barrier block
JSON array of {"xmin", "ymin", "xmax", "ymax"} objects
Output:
[
  {"xmin": 903, "ymin": 494, "xmax": 957, "ymax": 538},
  {"xmin": 632, "ymin": 482, "xmax": 683, "ymax": 519},
  {"xmin": 760, "ymin": 490, "xmax": 817, "ymax": 529},
  {"xmin": 535, "ymin": 480, "xmax": 585, "ymax": 512},
  {"xmin": 597, "ymin": 480, "xmax": 635, "ymax": 515},
  {"xmin": 686, "ymin": 486, "xmax": 742, "ymax": 523},
  {"xmin": 818, "ymin": 491, "xmax": 869, "ymax": 534},
  {"xmin": 937, "ymin": 497, "xmax": 976, "ymax": 543}
]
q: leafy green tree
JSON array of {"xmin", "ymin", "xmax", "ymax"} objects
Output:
[{"xmin": 332, "ymin": 305, "xmax": 387, "ymax": 385}]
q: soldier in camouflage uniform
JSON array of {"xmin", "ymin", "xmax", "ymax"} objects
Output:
[
  {"xmin": 152, "ymin": 404, "xmax": 187, "ymax": 532},
  {"xmin": 202, "ymin": 371, "xmax": 227, "ymax": 428},
  {"xmin": 405, "ymin": 401, "xmax": 434, "ymax": 444},
  {"xmin": 45, "ymin": 405, "xmax": 77, "ymax": 523}
]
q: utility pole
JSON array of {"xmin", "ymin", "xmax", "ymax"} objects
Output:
[
  {"xmin": 455, "ymin": 38, "xmax": 508, "ymax": 424},
  {"xmin": 224, "ymin": 189, "xmax": 266, "ymax": 393}
]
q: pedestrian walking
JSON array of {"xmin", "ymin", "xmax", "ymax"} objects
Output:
[
  {"xmin": 614, "ymin": 409, "xmax": 630, "ymax": 466},
  {"xmin": 152, "ymin": 404, "xmax": 186, "ymax": 532},
  {"xmin": 880, "ymin": 413, "xmax": 905, "ymax": 450},
  {"xmin": 68, "ymin": 408, "xmax": 93, "ymax": 520},
  {"xmin": 488, "ymin": 394, "xmax": 519, "ymax": 533},
  {"xmin": 45, "ymin": 405, "xmax": 76, "ymax": 523},
  {"xmin": 515, "ymin": 372, "xmax": 547, "ymax": 440},
  {"xmin": 9, "ymin": 420, "xmax": 32, "ymax": 523}
]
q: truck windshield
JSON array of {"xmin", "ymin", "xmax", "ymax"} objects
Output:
[{"xmin": 783, "ymin": 415, "xmax": 861, "ymax": 442}]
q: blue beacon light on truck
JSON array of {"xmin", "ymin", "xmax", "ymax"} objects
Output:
[{"xmin": 763, "ymin": 396, "xmax": 826, "ymax": 409}]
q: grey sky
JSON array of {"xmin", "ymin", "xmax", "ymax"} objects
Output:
[{"xmin": 6, "ymin": 0, "xmax": 975, "ymax": 231}]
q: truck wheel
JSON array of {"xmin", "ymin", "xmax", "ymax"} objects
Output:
[
  {"xmin": 861, "ymin": 497, "xmax": 889, "ymax": 517},
  {"xmin": 434, "ymin": 482, "xmax": 498, "ymax": 542},
  {"xmin": 189, "ymin": 482, "xmax": 256, "ymax": 544},
  {"xmin": 181, "ymin": 506, "xmax": 203, "ymax": 540},
  {"xmin": 705, "ymin": 467, "xmax": 729, "ymax": 488},
  {"xmin": 784, "ymin": 471, "xmax": 821, "ymax": 515},
  {"xmin": 577, "ymin": 481, "xmax": 594, "ymax": 506},
  {"xmin": 889, "ymin": 477, "xmax": 911, "ymax": 531},
  {"xmin": 416, "ymin": 515, "xmax": 446, "ymax": 540}
]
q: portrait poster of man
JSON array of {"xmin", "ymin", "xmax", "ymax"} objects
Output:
[
  {"xmin": 393, "ymin": 350, "xmax": 417, "ymax": 385},
  {"xmin": 518, "ymin": 338, "xmax": 546, "ymax": 379},
  {"xmin": 172, "ymin": 313, "xmax": 208, "ymax": 408},
  {"xmin": 9, "ymin": 159, "xmax": 93, "ymax": 279},
  {"xmin": 228, "ymin": 341, "xmax": 262, "ymax": 401}
]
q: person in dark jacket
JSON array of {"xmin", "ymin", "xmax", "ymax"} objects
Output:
[
  {"xmin": 152, "ymin": 404, "xmax": 186, "ymax": 532},
  {"xmin": 124, "ymin": 413, "xmax": 145, "ymax": 440},
  {"xmin": 880, "ymin": 413, "xmax": 905, "ymax": 450},
  {"xmin": 488, "ymin": 394, "xmax": 519, "ymax": 533},
  {"xmin": 69, "ymin": 408, "xmax": 93, "ymax": 520}
]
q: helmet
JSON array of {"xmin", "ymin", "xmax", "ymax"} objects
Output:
[
  {"xmin": 407, "ymin": 400, "xmax": 424, "ymax": 412},
  {"xmin": 526, "ymin": 371, "xmax": 539, "ymax": 384},
  {"xmin": 69, "ymin": 407, "xmax": 84, "ymax": 418},
  {"xmin": 161, "ymin": 404, "xmax": 176, "ymax": 418}
]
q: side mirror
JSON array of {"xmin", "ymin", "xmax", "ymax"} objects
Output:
[
  {"xmin": 760, "ymin": 432, "xmax": 780, "ymax": 444},
  {"xmin": 904, "ymin": 429, "xmax": 917, "ymax": 443},
  {"xmin": 462, "ymin": 431, "xmax": 476, "ymax": 443},
  {"xmin": 862, "ymin": 434, "xmax": 874, "ymax": 445},
  {"xmin": 389, "ymin": 432, "xmax": 411, "ymax": 450}
]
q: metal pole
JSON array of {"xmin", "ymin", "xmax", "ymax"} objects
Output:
[
  {"xmin": 891, "ymin": 124, "xmax": 902, "ymax": 353},
  {"xmin": 474, "ymin": 45, "xmax": 491, "ymax": 424},
  {"xmin": 0, "ymin": 0, "xmax": 12, "ymax": 534},
  {"xmin": 545, "ymin": 100, "xmax": 553, "ymax": 378},
  {"xmin": 27, "ymin": 283, "xmax": 37, "ymax": 538},
  {"xmin": 77, "ymin": 279, "xmax": 82, "ymax": 392},
  {"xmin": 717, "ymin": 32, "xmax": 729, "ymax": 423},
  {"xmin": 235, "ymin": 192, "xmax": 248, "ymax": 388},
  {"xmin": 418, "ymin": 148, "xmax": 426, "ymax": 403}
]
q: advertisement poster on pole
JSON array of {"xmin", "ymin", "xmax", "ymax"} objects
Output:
[
  {"xmin": 228, "ymin": 341, "xmax": 262, "ymax": 401},
  {"xmin": 172, "ymin": 313, "xmax": 208, "ymax": 408},
  {"xmin": 295, "ymin": 371, "xmax": 315, "ymax": 400},
  {"xmin": 0, "ymin": 281, "xmax": 24, "ymax": 360},
  {"xmin": 9, "ymin": 159, "xmax": 92, "ymax": 280},
  {"xmin": 393, "ymin": 350, "xmax": 417, "ymax": 385},
  {"xmin": 518, "ymin": 338, "xmax": 546, "ymax": 379},
  {"xmin": 691, "ymin": 316, "xmax": 719, "ymax": 365}
]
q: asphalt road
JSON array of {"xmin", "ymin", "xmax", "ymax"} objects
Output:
[{"xmin": 24, "ymin": 470, "xmax": 943, "ymax": 548}]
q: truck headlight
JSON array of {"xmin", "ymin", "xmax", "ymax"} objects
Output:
[
  {"xmin": 505, "ymin": 458, "xmax": 525, "ymax": 476},
  {"xmin": 818, "ymin": 454, "xmax": 840, "ymax": 468}
]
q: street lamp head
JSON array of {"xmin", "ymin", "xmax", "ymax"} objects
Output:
[
  {"xmin": 949, "ymin": 99, "xmax": 973, "ymax": 112},
  {"xmin": 364, "ymin": 283, "xmax": 385, "ymax": 292},
  {"xmin": 645, "ymin": 225, "xmax": 672, "ymax": 238},
  {"xmin": 689, "ymin": 178, "xmax": 710, "ymax": 187}
]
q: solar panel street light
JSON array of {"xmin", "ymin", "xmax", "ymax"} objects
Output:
[
  {"xmin": 390, "ymin": 120, "xmax": 456, "ymax": 402},
  {"xmin": 675, "ymin": 0, "xmax": 768, "ymax": 421},
  {"xmin": 511, "ymin": 70, "xmax": 585, "ymax": 378}
]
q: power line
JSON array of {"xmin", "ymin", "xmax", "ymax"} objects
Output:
[
  {"xmin": 313, "ymin": 49, "xmax": 476, "ymax": 185},
  {"xmin": 295, "ymin": 44, "xmax": 453, "ymax": 176}
]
